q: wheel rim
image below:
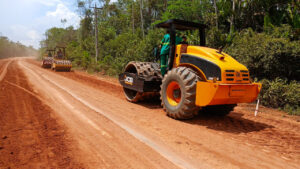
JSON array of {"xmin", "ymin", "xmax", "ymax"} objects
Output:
[{"xmin": 166, "ymin": 81, "xmax": 181, "ymax": 106}]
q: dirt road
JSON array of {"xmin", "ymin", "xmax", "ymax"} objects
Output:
[{"xmin": 0, "ymin": 57, "xmax": 299, "ymax": 169}]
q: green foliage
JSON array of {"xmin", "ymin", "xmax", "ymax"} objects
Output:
[
  {"xmin": 207, "ymin": 27, "xmax": 236, "ymax": 48},
  {"xmin": 259, "ymin": 78, "xmax": 300, "ymax": 115},
  {"xmin": 287, "ymin": 2, "xmax": 300, "ymax": 28},
  {"xmin": 78, "ymin": 10, "xmax": 93, "ymax": 41},
  {"xmin": 40, "ymin": 26, "xmax": 77, "ymax": 52},
  {"xmin": 225, "ymin": 27, "xmax": 300, "ymax": 81},
  {"xmin": 284, "ymin": 104, "xmax": 300, "ymax": 116},
  {"xmin": 97, "ymin": 28, "xmax": 162, "ymax": 75},
  {"xmin": 158, "ymin": 0, "xmax": 213, "ymax": 26},
  {"xmin": 264, "ymin": 13, "xmax": 274, "ymax": 31}
]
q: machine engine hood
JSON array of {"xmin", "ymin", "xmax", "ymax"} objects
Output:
[{"xmin": 185, "ymin": 46, "xmax": 248, "ymax": 71}]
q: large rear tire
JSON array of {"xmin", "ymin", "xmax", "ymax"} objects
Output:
[{"xmin": 160, "ymin": 67, "xmax": 200, "ymax": 119}]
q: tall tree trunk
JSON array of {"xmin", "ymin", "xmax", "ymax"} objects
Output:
[
  {"xmin": 213, "ymin": 0, "xmax": 219, "ymax": 29},
  {"xmin": 164, "ymin": 0, "xmax": 168, "ymax": 10},
  {"xmin": 140, "ymin": 0, "xmax": 145, "ymax": 38},
  {"xmin": 230, "ymin": 0, "xmax": 236, "ymax": 33},
  {"xmin": 132, "ymin": 3, "xmax": 135, "ymax": 33}
]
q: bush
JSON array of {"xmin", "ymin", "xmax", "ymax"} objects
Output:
[
  {"xmin": 225, "ymin": 27, "xmax": 300, "ymax": 81},
  {"xmin": 95, "ymin": 29, "xmax": 163, "ymax": 76},
  {"xmin": 206, "ymin": 27, "xmax": 236, "ymax": 49},
  {"xmin": 259, "ymin": 78, "xmax": 300, "ymax": 115}
]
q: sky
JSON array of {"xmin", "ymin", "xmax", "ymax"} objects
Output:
[{"xmin": 0, "ymin": 0, "xmax": 81, "ymax": 49}]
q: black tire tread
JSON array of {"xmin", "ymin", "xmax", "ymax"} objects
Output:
[
  {"xmin": 160, "ymin": 67, "xmax": 200, "ymax": 119},
  {"xmin": 123, "ymin": 61, "xmax": 161, "ymax": 102}
]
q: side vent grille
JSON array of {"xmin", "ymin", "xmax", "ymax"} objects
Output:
[
  {"xmin": 224, "ymin": 70, "xmax": 250, "ymax": 83},
  {"xmin": 225, "ymin": 70, "xmax": 234, "ymax": 72}
]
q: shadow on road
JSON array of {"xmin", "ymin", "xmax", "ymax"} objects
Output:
[
  {"xmin": 137, "ymin": 97, "xmax": 162, "ymax": 109},
  {"xmin": 136, "ymin": 99, "xmax": 273, "ymax": 134},
  {"xmin": 184, "ymin": 111, "xmax": 274, "ymax": 134}
]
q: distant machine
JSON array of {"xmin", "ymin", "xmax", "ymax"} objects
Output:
[
  {"xmin": 41, "ymin": 49, "xmax": 55, "ymax": 68},
  {"xmin": 51, "ymin": 46, "xmax": 72, "ymax": 72}
]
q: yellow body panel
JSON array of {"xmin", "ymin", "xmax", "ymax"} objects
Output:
[
  {"xmin": 52, "ymin": 59, "xmax": 72, "ymax": 71},
  {"xmin": 174, "ymin": 45, "xmax": 261, "ymax": 106},
  {"xmin": 52, "ymin": 63, "xmax": 72, "ymax": 67},
  {"xmin": 174, "ymin": 45, "xmax": 249, "ymax": 82},
  {"xmin": 53, "ymin": 64, "xmax": 72, "ymax": 68},
  {"xmin": 195, "ymin": 82, "xmax": 261, "ymax": 106}
]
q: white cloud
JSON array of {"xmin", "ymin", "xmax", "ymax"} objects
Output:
[
  {"xmin": 9, "ymin": 25, "xmax": 42, "ymax": 48},
  {"xmin": 27, "ymin": 30, "xmax": 41, "ymax": 41},
  {"xmin": 45, "ymin": 3, "xmax": 80, "ymax": 27},
  {"xmin": 0, "ymin": 0, "xmax": 80, "ymax": 49},
  {"xmin": 31, "ymin": 2, "xmax": 80, "ymax": 48},
  {"xmin": 30, "ymin": 0, "xmax": 62, "ymax": 7}
]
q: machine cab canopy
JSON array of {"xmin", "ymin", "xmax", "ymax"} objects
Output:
[
  {"xmin": 155, "ymin": 19, "xmax": 207, "ymax": 70},
  {"xmin": 155, "ymin": 19, "xmax": 207, "ymax": 46},
  {"xmin": 46, "ymin": 49, "xmax": 55, "ymax": 57},
  {"xmin": 54, "ymin": 46, "xmax": 66, "ymax": 59},
  {"xmin": 155, "ymin": 19, "xmax": 206, "ymax": 31}
]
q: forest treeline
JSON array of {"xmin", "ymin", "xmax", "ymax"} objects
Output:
[
  {"xmin": 40, "ymin": 0, "xmax": 300, "ymax": 115},
  {"xmin": 0, "ymin": 36, "xmax": 37, "ymax": 58}
]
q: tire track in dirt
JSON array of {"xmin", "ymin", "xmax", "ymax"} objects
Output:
[
  {"xmin": 21, "ymin": 57, "xmax": 206, "ymax": 169},
  {"xmin": 60, "ymin": 67, "xmax": 300, "ymax": 161},
  {"xmin": 0, "ymin": 59, "xmax": 84, "ymax": 168},
  {"xmin": 188, "ymin": 112, "xmax": 300, "ymax": 161},
  {"xmin": 50, "ymin": 61, "xmax": 300, "ymax": 161},
  {"xmin": 24, "ymin": 58, "xmax": 300, "ymax": 169},
  {"xmin": 68, "ymin": 73, "xmax": 299, "ymax": 165},
  {"xmin": 233, "ymin": 107, "xmax": 300, "ymax": 160},
  {"xmin": 27, "ymin": 58, "xmax": 124, "ymax": 98},
  {"xmin": 22, "ymin": 59, "xmax": 198, "ymax": 169},
  {"xmin": 0, "ymin": 59, "xmax": 12, "ymax": 82}
]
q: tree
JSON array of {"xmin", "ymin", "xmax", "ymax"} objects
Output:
[
  {"xmin": 140, "ymin": 0, "xmax": 145, "ymax": 38},
  {"xmin": 0, "ymin": 36, "xmax": 37, "ymax": 58},
  {"xmin": 213, "ymin": 0, "xmax": 219, "ymax": 29}
]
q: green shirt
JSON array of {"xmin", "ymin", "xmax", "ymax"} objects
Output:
[
  {"xmin": 160, "ymin": 34, "xmax": 170, "ymax": 55},
  {"xmin": 175, "ymin": 36, "xmax": 183, "ymax": 45},
  {"xmin": 160, "ymin": 34, "xmax": 183, "ymax": 55}
]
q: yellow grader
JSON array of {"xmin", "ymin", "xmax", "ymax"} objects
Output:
[
  {"xmin": 51, "ymin": 46, "xmax": 72, "ymax": 72},
  {"xmin": 119, "ymin": 19, "xmax": 261, "ymax": 119},
  {"xmin": 42, "ymin": 49, "xmax": 55, "ymax": 68}
]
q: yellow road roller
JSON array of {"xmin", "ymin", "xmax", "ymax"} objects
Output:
[
  {"xmin": 119, "ymin": 19, "xmax": 261, "ymax": 119},
  {"xmin": 51, "ymin": 46, "xmax": 72, "ymax": 72}
]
